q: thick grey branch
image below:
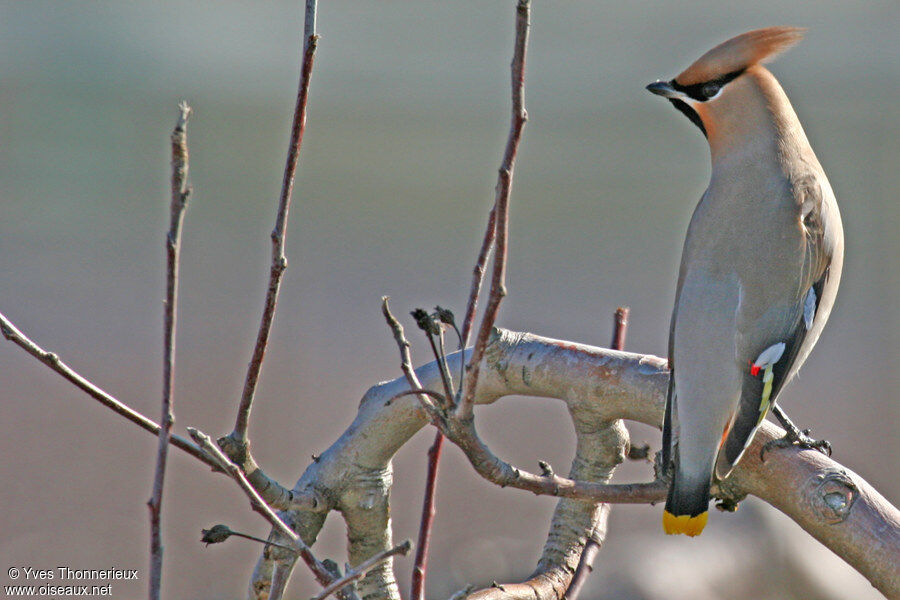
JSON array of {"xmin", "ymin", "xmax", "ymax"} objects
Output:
[
  {"xmin": 250, "ymin": 328, "xmax": 899, "ymax": 599},
  {"xmin": 188, "ymin": 427, "xmax": 354, "ymax": 599}
]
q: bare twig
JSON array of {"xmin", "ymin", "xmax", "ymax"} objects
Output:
[
  {"xmin": 381, "ymin": 298, "xmax": 425, "ymax": 391},
  {"xmin": 459, "ymin": 0, "xmax": 531, "ymax": 421},
  {"xmin": 408, "ymin": 9, "xmax": 534, "ymax": 595},
  {"xmin": 187, "ymin": 427, "xmax": 350, "ymax": 596},
  {"xmin": 408, "ymin": 309, "xmax": 456, "ymax": 600},
  {"xmin": 610, "ymin": 306, "xmax": 629, "ymax": 351},
  {"xmin": 201, "ymin": 524, "xmax": 298, "ymax": 553},
  {"xmin": 460, "ymin": 206, "xmax": 496, "ymax": 347},
  {"xmin": 215, "ymin": 434, "xmax": 318, "ymax": 512},
  {"xmin": 250, "ymin": 328, "xmax": 900, "ymax": 598},
  {"xmin": 565, "ymin": 307, "xmax": 630, "ymax": 600},
  {"xmin": 0, "ymin": 309, "xmax": 312, "ymax": 516},
  {"xmin": 232, "ymin": 0, "xmax": 319, "ymax": 443},
  {"xmin": 149, "ymin": 101, "xmax": 192, "ymax": 600},
  {"xmin": 411, "ymin": 431, "xmax": 443, "ymax": 600},
  {"xmin": 312, "ymin": 540, "xmax": 412, "ymax": 600},
  {"xmin": 432, "ymin": 326, "xmax": 456, "ymax": 401},
  {"xmin": 0, "ymin": 311, "xmax": 219, "ymax": 470},
  {"xmin": 382, "ymin": 305, "xmax": 448, "ymax": 430},
  {"xmin": 411, "ymin": 309, "xmax": 455, "ymax": 404},
  {"xmin": 563, "ymin": 539, "xmax": 601, "ymax": 600},
  {"xmin": 450, "ymin": 585, "xmax": 477, "ymax": 600},
  {"xmin": 382, "ymin": 299, "xmax": 447, "ymax": 600}
]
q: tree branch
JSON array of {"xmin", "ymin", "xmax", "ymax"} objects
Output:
[
  {"xmin": 459, "ymin": 0, "xmax": 531, "ymax": 421},
  {"xmin": 210, "ymin": 3, "xmax": 323, "ymax": 566},
  {"xmin": 232, "ymin": 0, "xmax": 319, "ymax": 444},
  {"xmin": 188, "ymin": 428, "xmax": 355, "ymax": 600},
  {"xmin": 382, "ymin": 298, "xmax": 444, "ymax": 600},
  {"xmin": 461, "ymin": 205, "xmax": 496, "ymax": 347},
  {"xmin": 411, "ymin": 430, "xmax": 443, "ymax": 600},
  {"xmin": 382, "ymin": 297, "xmax": 424, "ymax": 391},
  {"xmin": 0, "ymin": 311, "xmax": 219, "ymax": 470},
  {"xmin": 564, "ymin": 307, "xmax": 630, "ymax": 600},
  {"xmin": 249, "ymin": 328, "xmax": 899, "ymax": 599},
  {"xmin": 149, "ymin": 101, "xmax": 192, "ymax": 600}
]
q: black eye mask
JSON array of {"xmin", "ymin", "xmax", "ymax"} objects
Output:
[{"xmin": 670, "ymin": 69, "xmax": 746, "ymax": 102}]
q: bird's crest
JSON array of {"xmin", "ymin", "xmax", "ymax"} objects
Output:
[{"xmin": 676, "ymin": 27, "xmax": 805, "ymax": 86}]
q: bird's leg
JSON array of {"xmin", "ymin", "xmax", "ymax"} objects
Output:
[{"xmin": 760, "ymin": 404, "xmax": 832, "ymax": 460}]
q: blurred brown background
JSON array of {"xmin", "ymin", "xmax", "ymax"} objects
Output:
[{"xmin": 1, "ymin": 1, "xmax": 896, "ymax": 599}]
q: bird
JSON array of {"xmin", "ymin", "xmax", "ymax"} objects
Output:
[{"xmin": 646, "ymin": 27, "xmax": 844, "ymax": 536}]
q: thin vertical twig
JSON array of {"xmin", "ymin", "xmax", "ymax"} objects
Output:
[
  {"xmin": 411, "ymin": 430, "xmax": 443, "ymax": 600},
  {"xmin": 426, "ymin": 329, "xmax": 455, "ymax": 403},
  {"xmin": 460, "ymin": 206, "xmax": 497, "ymax": 346},
  {"xmin": 149, "ymin": 101, "xmax": 192, "ymax": 600},
  {"xmin": 610, "ymin": 306, "xmax": 629, "ymax": 351},
  {"xmin": 232, "ymin": 0, "xmax": 319, "ymax": 443},
  {"xmin": 382, "ymin": 299, "xmax": 444, "ymax": 600},
  {"xmin": 411, "ymin": 4, "xmax": 533, "ymax": 598},
  {"xmin": 409, "ymin": 310, "xmax": 459, "ymax": 600},
  {"xmin": 564, "ymin": 307, "xmax": 629, "ymax": 600},
  {"xmin": 382, "ymin": 298, "xmax": 424, "ymax": 391},
  {"xmin": 458, "ymin": 0, "xmax": 531, "ymax": 421}
]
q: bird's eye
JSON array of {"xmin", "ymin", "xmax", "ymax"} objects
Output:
[{"xmin": 702, "ymin": 83, "xmax": 721, "ymax": 99}]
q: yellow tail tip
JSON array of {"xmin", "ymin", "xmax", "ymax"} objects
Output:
[{"xmin": 663, "ymin": 510, "xmax": 708, "ymax": 536}]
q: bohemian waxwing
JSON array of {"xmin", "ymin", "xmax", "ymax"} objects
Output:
[{"xmin": 646, "ymin": 27, "xmax": 844, "ymax": 536}]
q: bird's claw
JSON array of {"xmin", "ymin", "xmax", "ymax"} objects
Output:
[{"xmin": 760, "ymin": 429, "xmax": 832, "ymax": 461}]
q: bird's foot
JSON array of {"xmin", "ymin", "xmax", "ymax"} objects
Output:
[{"xmin": 761, "ymin": 427, "xmax": 832, "ymax": 461}]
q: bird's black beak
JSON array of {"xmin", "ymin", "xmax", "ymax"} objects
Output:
[
  {"xmin": 646, "ymin": 80, "xmax": 680, "ymax": 99},
  {"xmin": 646, "ymin": 79, "xmax": 708, "ymax": 137}
]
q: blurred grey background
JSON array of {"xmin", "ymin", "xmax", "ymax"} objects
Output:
[{"xmin": 0, "ymin": 1, "xmax": 896, "ymax": 599}]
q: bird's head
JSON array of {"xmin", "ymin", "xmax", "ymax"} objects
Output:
[{"xmin": 647, "ymin": 27, "xmax": 805, "ymax": 141}]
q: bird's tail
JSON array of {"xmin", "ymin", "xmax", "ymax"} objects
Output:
[{"xmin": 663, "ymin": 468, "xmax": 710, "ymax": 536}]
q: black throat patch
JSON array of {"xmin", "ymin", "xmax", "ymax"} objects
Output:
[{"xmin": 669, "ymin": 99, "xmax": 707, "ymax": 138}]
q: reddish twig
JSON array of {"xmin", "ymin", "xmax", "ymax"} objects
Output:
[
  {"xmin": 610, "ymin": 306, "xmax": 629, "ymax": 351},
  {"xmin": 411, "ymin": 431, "xmax": 443, "ymax": 600},
  {"xmin": 409, "ymin": 5, "xmax": 533, "ymax": 596},
  {"xmin": 149, "ymin": 102, "xmax": 192, "ymax": 600},
  {"xmin": 460, "ymin": 205, "xmax": 497, "ymax": 346},
  {"xmin": 232, "ymin": 0, "xmax": 319, "ymax": 443},
  {"xmin": 564, "ymin": 307, "xmax": 630, "ymax": 600},
  {"xmin": 458, "ymin": 0, "xmax": 531, "ymax": 421}
]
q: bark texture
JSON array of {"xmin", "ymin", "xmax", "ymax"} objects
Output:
[{"xmin": 248, "ymin": 328, "xmax": 900, "ymax": 599}]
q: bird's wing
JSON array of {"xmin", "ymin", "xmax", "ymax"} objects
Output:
[
  {"xmin": 662, "ymin": 190, "xmax": 704, "ymax": 473},
  {"xmin": 713, "ymin": 176, "xmax": 833, "ymax": 479},
  {"xmin": 662, "ymin": 367, "xmax": 677, "ymax": 471}
]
